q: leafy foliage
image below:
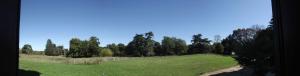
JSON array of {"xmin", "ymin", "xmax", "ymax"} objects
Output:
[
  {"xmin": 67, "ymin": 36, "xmax": 100, "ymax": 58},
  {"xmin": 107, "ymin": 43, "xmax": 120, "ymax": 56},
  {"xmin": 212, "ymin": 43, "xmax": 224, "ymax": 54},
  {"xmin": 162, "ymin": 36, "xmax": 188, "ymax": 55},
  {"xmin": 126, "ymin": 34, "xmax": 145, "ymax": 57},
  {"xmin": 188, "ymin": 34, "xmax": 211, "ymax": 54},
  {"xmin": 21, "ymin": 44, "xmax": 33, "ymax": 54},
  {"xmin": 222, "ymin": 19, "xmax": 275, "ymax": 75},
  {"xmin": 101, "ymin": 48, "xmax": 113, "ymax": 57},
  {"xmin": 153, "ymin": 41, "xmax": 163, "ymax": 56},
  {"xmin": 125, "ymin": 32, "xmax": 155, "ymax": 57},
  {"xmin": 57, "ymin": 46, "xmax": 64, "ymax": 55},
  {"xmin": 67, "ymin": 38, "xmax": 81, "ymax": 57},
  {"xmin": 161, "ymin": 36, "xmax": 176, "ymax": 55},
  {"xmin": 45, "ymin": 39, "xmax": 60, "ymax": 56},
  {"xmin": 88, "ymin": 36, "xmax": 100, "ymax": 56},
  {"xmin": 117, "ymin": 43, "xmax": 126, "ymax": 56}
]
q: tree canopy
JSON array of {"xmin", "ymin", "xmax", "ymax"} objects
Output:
[
  {"xmin": 21, "ymin": 44, "xmax": 33, "ymax": 54},
  {"xmin": 188, "ymin": 34, "xmax": 211, "ymax": 54}
]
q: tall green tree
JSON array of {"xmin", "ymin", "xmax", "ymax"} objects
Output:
[
  {"xmin": 153, "ymin": 41, "xmax": 162, "ymax": 56},
  {"xmin": 222, "ymin": 28, "xmax": 258, "ymax": 55},
  {"xmin": 67, "ymin": 37, "xmax": 101, "ymax": 58},
  {"xmin": 79, "ymin": 40, "xmax": 89, "ymax": 57},
  {"xmin": 188, "ymin": 34, "xmax": 211, "ymax": 54},
  {"xmin": 45, "ymin": 39, "xmax": 59, "ymax": 56},
  {"xmin": 21, "ymin": 44, "xmax": 33, "ymax": 54},
  {"xmin": 144, "ymin": 32, "xmax": 155, "ymax": 56},
  {"xmin": 68, "ymin": 38, "xmax": 81, "ymax": 57},
  {"xmin": 250, "ymin": 25, "xmax": 274, "ymax": 75},
  {"xmin": 173, "ymin": 38, "xmax": 188, "ymax": 55},
  {"xmin": 88, "ymin": 36, "xmax": 100, "ymax": 56},
  {"xmin": 221, "ymin": 35, "xmax": 235, "ymax": 55},
  {"xmin": 125, "ymin": 32, "xmax": 155, "ymax": 57},
  {"xmin": 162, "ymin": 36, "xmax": 176, "ymax": 55},
  {"xmin": 212, "ymin": 43, "xmax": 224, "ymax": 54},
  {"xmin": 161, "ymin": 36, "xmax": 187, "ymax": 55},
  {"xmin": 126, "ymin": 34, "xmax": 145, "ymax": 56},
  {"xmin": 57, "ymin": 45, "xmax": 64, "ymax": 55},
  {"xmin": 45, "ymin": 39, "xmax": 52, "ymax": 55},
  {"xmin": 232, "ymin": 19, "xmax": 274, "ymax": 75},
  {"xmin": 107, "ymin": 43, "xmax": 120, "ymax": 56},
  {"xmin": 117, "ymin": 43, "xmax": 126, "ymax": 56}
]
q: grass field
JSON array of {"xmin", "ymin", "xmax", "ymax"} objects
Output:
[{"xmin": 19, "ymin": 54, "xmax": 238, "ymax": 76}]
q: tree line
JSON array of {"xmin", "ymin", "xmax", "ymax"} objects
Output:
[
  {"xmin": 21, "ymin": 32, "xmax": 225, "ymax": 57},
  {"xmin": 20, "ymin": 19, "xmax": 275, "ymax": 75}
]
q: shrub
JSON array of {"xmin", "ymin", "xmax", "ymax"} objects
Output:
[{"xmin": 101, "ymin": 48, "xmax": 113, "ymax": 57}]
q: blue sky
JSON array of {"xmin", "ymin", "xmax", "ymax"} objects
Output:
[{"xmin": 20, "ymin": 0, "xmax": 272, "ymax": 51}]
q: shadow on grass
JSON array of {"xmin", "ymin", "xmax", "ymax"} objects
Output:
[
  {"xmin": 19, "ymin": 69, "xmax": 41, "ymax": 76},
  {"xmin": 209, "ymin": 67, "xmax": 254, "ymax": 76}
]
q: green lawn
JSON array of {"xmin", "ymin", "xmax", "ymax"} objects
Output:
[{"xmin": 19, "ymin": 54, "xmax": 237, "ymax": 76}]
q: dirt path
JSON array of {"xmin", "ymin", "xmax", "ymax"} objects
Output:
[{"xmin": 200, "ymin": 65, "xmax": 253, "ymax": 76}]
